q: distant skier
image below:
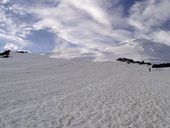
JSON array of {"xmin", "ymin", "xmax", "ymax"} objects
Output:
[{"xmin": 149, "ymin": 67, "xmax": 151, "ymax": 72}]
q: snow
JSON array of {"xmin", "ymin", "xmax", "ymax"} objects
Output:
[
  {"xmin": 0, "ymin": 52, "xmax": 170, "ymax": 128},
  {"xmin": 50, "ymin": 38, "xmax": 170, "ymax": 63}
]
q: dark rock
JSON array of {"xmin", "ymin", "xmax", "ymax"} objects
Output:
[
  {"xmin": 116, "ymin": 57, "xmax": 151, "ymax": 66},
  {"xmin": 16, "ymin": 51, "xmax": 28, "ymax": 54},
  {"xmin": 0, "ymin": 50, "xmax": 10, "ymax": 58},
  {"xmin": 152, "ymin": 63, "xmax": 170, "ymax": 68}
]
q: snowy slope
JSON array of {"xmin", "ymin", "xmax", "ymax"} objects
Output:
[
  {"xmin": 0, "ymin": 52, "xmax": 170, "ymax": 128},
  {"xmin": 50, "ymin": 38, "xmax": 170, "ymax": 63},
  {"xmin": 103, "ymin": 38, "xmax": 170, "ymax": 63}
]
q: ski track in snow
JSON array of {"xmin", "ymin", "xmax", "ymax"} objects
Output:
[{"xmin": 0, "ymin": 53, "xmax": 170, "ymax": 128}]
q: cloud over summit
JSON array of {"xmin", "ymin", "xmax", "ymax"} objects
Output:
[{"xmin": 0, "ymin": 0, "xmax": 169, "ymax": 53}]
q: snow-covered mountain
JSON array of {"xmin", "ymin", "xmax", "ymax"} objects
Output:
[
  {"xmin": 102, "ymin": 38, "xmax": 170, "ymax": 63},
  {"xmin": 50, "ymin": 38, "xmax": 170, "ymax": 63},
  {"xmin": 1, "ymin": 38, "xmax": 170, "ymax": 63}
]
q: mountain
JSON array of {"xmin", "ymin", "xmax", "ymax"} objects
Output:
[
  {"xmin": 50, "ymin": 38, "xmax": 170, "ymax": 63},
  {"xmin": 102, "ymin": 38, "xmax": 170, "ymax": 63},
  {"xmin": 1, "ymin": 38, "xmax": 170, "ymax": 63}
]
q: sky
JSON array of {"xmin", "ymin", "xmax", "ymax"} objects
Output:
[{"xmin": 0, "ymin": 0, "xmax": 170, "ymax": 53}]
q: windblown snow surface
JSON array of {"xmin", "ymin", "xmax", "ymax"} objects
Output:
[{"xmin": 0, "ymin": 52, "xmax": 170, "ymax": 128}]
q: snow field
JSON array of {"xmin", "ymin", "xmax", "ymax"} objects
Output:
[{"xmin": 0, "ymin": 53, "xmax": 170, "ymax": 128}]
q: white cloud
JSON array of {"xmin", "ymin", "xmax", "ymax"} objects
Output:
[
  {"xmin": 0, "ymin": 33, "xmax": 29, "ymax": 51},
  {"xmin": 0, "ymin": 0, "xmax": 128, "ymax": 52},
  {"xmin": 129, "ymin": 0, "xmax": 170, "ymax": 31},
  {"xmin": 0, "ymin": 1, "xmax": 35, "ymax": 51},
  {"xmin": 4, "ymin": 43, "xmax": 18, "ymax": 50},
  {"xmin": 30, "ymin": 0, "xmax": 129, "ymax": 51},
  {"xmin": 0, "ymin": 0, "xmax": 170, "ymax": 53},
  {"xmin": 128, "ymin": 0, "xmax": 170, "ymax": 45},
  {"xmin": 66, "ymin": 0, "xmax": 111, "ymax": 26},
  {"xmin": 153, "ymin": 31, "xmax": 170, "ymax": 45},
  {"xmin": 0, "ymin": 0, "xmax": 9, "ymax": 4}
]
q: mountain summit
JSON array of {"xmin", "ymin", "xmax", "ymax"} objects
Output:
[{"xmin": 103, "ymin": 38, "xmax": 170, "ymax": 63}]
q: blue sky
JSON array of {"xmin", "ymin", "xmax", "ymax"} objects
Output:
[{"xmin": 0, "ymin": 0, "xmax": 170, "ymax": 53}]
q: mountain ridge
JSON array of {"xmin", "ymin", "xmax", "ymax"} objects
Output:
[{"xmin": 49, "ymin": 38, "xmax": 170, "ymax": 63}]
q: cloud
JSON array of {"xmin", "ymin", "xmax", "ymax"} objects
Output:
[
  {"xmin": 0, "ymin": 33, "xmax": 28, "ymax": 52},
  {"xmin": 0, "ymin": 0, "xmax": 9, "ymax": 4},
  {"xmin": 128, "ymin": 0, "xmax": 170, "ymax": 45},
  {"xmin": 66, "ymin": 0, "xmax": 111, "ymax": 25},
  {"xmin": 153, "ymin": 31, "xmax": 170, "ymax": 45},
  {"xmin": 129, "ymin": 0, "xmax": 170, "ymax": 31},
  {"xmin": 0, "ymin": 1, "xmax": 34, "ymax": 51},
  {"xmin": 0, "ymin": 0, "xmax": 170, "ymax": 54},
  {"xmin": 3, "ymin": 43, "xmax": 18, "ymax": 50},
  {"xmin": 31, "ymin": 0, "xmax": 131, "ymax": 50}
]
